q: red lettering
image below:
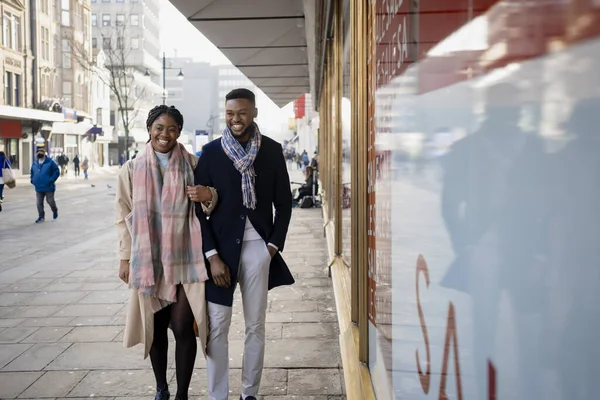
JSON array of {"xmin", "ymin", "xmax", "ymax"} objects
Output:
[
  {"xmin": 439, "ymin": 302, "xmax": 463, "ymax": 400},
  {"xmin": 416, "ymin": 255, "xmax": 431, "ymax": 393}
]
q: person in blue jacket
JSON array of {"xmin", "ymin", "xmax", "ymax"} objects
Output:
[{"xmin": 30, "ymin": 147, "xmax": 60, "ymax": 223}]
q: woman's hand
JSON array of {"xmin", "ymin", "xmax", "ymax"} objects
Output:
[
  {"xmin": 186, "ymin": 185, "xmax": 212, "ymax": 203},
  {"xmin": 119, "ymin": 260, "xmax": 130, "ymax": 284}
]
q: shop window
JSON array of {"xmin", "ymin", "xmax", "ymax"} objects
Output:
[{"xmin": 341, "ymin": 0, "xmax": 352, "ymax": 267}]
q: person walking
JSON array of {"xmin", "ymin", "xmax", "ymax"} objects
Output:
[
  {"xmin": 81, "ymin": 157, "xmax": 89, "ymax": 180},
  {"xmin": 73, "ymin": 155, "xmax": 80, "ymax": 177},
  {"xmin": 30, "ymin": 147, "xmax": 60, "ymax": 223},
  {"xmin": 116, "ymin": 105, "xmax": 219, "ymax": 400},
  {"xmin": 195, "ymin": 88, "xmax": 294, "ymax": 400}
]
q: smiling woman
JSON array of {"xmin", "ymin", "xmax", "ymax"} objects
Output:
[{"xmin": 114, "ymin": 104, "xmax": 219, "ymax": 400}]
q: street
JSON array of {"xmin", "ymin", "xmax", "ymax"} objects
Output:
[{"xmin": 0, "ymin": 168, "xmax": 345, "ymax": 400}]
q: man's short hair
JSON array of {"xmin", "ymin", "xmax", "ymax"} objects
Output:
[{"xmin": 226, "ymin": 88, "xmax": 255, "ymax": 105}]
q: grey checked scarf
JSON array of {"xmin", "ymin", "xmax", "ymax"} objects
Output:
[{"xmin": 221, "ymin": 123, "xmax": 262, "ymax": 209}]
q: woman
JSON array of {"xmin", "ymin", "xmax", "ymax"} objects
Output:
[
  {"xmin": 115, "ymin": 105, "xmax": 217, "ymax": 400},
  {"xmin": 294, "ymin": 165, "xmax": 316, "ymax": 202}
]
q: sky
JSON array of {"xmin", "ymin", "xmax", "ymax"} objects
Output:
[{"xmin": 158, "ymin": 0, "xmax": 295, "ymax": 138}]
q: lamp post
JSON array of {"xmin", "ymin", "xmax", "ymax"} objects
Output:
[{"xmin": 145, "ymin": 52, "xmax": 184, "ymax": 105}]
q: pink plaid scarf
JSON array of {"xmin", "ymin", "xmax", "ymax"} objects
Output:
[{"xmin": 129, "ymin": 142, "xmax": 208, "ymax": 302}]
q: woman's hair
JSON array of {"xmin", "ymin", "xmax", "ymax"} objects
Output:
[
  {"xmin": 0, "ymin": 151, "xmax": 5, "ymax": 157},
  {"xmin": 146, "ymin": 105, "xmax": 184, "ymax": 132}
]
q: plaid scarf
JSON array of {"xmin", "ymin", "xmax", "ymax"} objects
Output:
[
  {"xmin": 221, "ymin": 123, "xmax": 262, "ymax": 209},
  {"xmin": 129, "ymin": 142, "xmax": 208, "ymax": 302}
]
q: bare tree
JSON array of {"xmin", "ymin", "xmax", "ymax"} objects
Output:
[{"xmin": 69, "ymin": 19, "xmax": 146, "ymax": 160}]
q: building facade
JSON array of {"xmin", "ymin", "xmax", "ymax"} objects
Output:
[{"xmin": 91, "ymin": 0, "xmax": 162, "ymax": 159}]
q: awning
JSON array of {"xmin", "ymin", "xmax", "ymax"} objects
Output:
[
  {"xmin": 86, "ymin": 126, "xmax": 103, "ymax": 135},
  {"xmin": 0, "ymin": 105, "xmax": 64, "ymax": 123},
  {"xmin": 169, "ymin": 0, "xmax": 313, "ymax": 107}
]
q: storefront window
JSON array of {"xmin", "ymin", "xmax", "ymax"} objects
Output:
[
  {"xmin": 341, "ymin": 0, "xmax": 352, "ymax": 265},
  {"xmin": 0, "ymin": 138, "xmax": 20, "ymax": 169}
]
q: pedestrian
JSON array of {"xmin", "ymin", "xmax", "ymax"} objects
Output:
[
  {"xmin": 0, "ymin": 150, "xmax": 11, "ymax": 204},
  {"xmin": 30, "ymin": 147, "xmax": 60, "ymax": 223},
  {"xmin": 73, "ymin": 154, "xmax": 80, "ymax": 177},
  {"xmin": 115, "ymin": 105, "xmax": 219, "ymax": 400},
  {"xmin": 81, "ymin": 157, "xmax": 89, "ymax": 180},
  {"xmin": 195, "ymin": 88, "xmax": 294, "ymax": 400}
]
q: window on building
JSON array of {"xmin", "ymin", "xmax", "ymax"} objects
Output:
[
  {"xmin": 130, "ymin": 15, "xmax": 139, "ymax": 26},
  {"xmin": 131, "ymin": 37, "xmax": 139, "ymax": 49},
  {"xmin": 14, "ymin": 74, "xmax": 20, "ymax": 107},
  {"xmin": 102, "ymin": 14, "xmax": 111, "ymax": 27},
  {"xmin": 96, "ymin": 108, "xmax": 103, "ymax": 125},
  {"xmin": 116, "ymin": 14, "xmax": 125, "ymax": 26},
  {"xmin": 117, "ymin": 37, "xmax": 124, "ymax": 49},
  {"xmin": 103, "ymin": 37, "xmax": 111, "ymax": 49},
  {"xmin": 63, "ymin": 81, "xmax": 72, "ymax": 95},
  {"xmin": 92, "ymin": 37, "xmax": 97, "ymax": 48},
  {"xmin": 102, "ymin": 0, "xmax": 110, "ymax": 3},
  {"xmin": 110, "ymin": 110, "xmax": 116, "ymax": 126},
  {"xmin": 5, "ymin": 72, "xmax": 12, "ymax": 105},
  {"xmin": 92, "ymin": 13, "xmax": 97, "ymax": 27},
  {"xmin": 61, "ymin": 10, "xmax": 70, "ymax": 26},
  {"xmin": 131, "ymin": 0, "xmax": 138, "ymax": 2},
  {"xmin": 12, "ymin": 16, "xmax": 20, "ymax": 51},
  {"xmin": 62, "ymin": 39, "xmax": 70, "ymax": 52},
  {"xmin": 41, "ymin": 0, "xmax": 49, "ymax": 14},
  {"xmin": 3, "ymin": 14, "xmax": 10, "ymax": 48},
  {"xmin": 62, "ymin": 52, "xmax": 71, "ymax": 68}
]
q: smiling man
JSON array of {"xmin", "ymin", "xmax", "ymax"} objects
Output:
[{"xmin": 194, "ymin": 88, "xmax": 294, "ymax": 400}]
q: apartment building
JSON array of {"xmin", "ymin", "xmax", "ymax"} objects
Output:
[
  {"xmin": 0, "ymin": 0, "xmax": 64, "ymax": 176},
  {"xmin": 91, "ymin": 0, "xmax": 163, "ymax": 158}
]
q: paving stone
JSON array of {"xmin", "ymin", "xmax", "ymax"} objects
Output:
[
  {"xmin": 268, "ymin": 287, "xmax": 304, "ymax": 301},
  {"xmin": 0, "ymin": 371, "xmax": 44, "ymax": 398},
  {"xmin": 0, "ymin": 343, "xmax": 32, "ymax": 369},
  {"xmin": 67, "ymin": 270, "xmax": 115, "ymax": 279},
  {"xmin": 78, "ymin": 291, "xmax": 128, "ymax": 305},
  {"xmin": 282, "ymin": 323, "xmax": 338, "ymax": 339},
  {"xmin": 20, "ymin": 292, "xmax": 88, "ymax": 306},
  {"xmin": 42, "ymin": 282, "xmax": 85, "ymax": 292},
  {"xmin": 291, "ymin": 312, "xmax": 337, "ymax": 323},
  {"xmin": 265, "ymin": 313, "xmax": 293, "ymax": 323},
  {"xmin": 0, "ymin": 292, "xmax": 35, "ymax": 307},
  {"xmin": 32, "ymin": 271, "xmax": 71, "ymax": 279},
  {"xmin": 68, "ymin": 316, "xmax": 115, "ymax": 326},
  {"xmin": 20, "ymin": 370, "xmax": 88, "ymax": 398},
  {"xmin": 22, "ymin": 327, "xmax": 73, "ymax": 343},
  {"xmin": 181, "ymin": 368, "xmax": 287, "ymax": 396},
  {"xmin": 20, "ymin": 317, "xmax": 75, "ymax": 327},
  {"xmin": 0, "ymin": 306, "xmax": 19, "ymax": 318},
  {"xmin": 60, "ymin": 326, "xmax": 122, "ymax": 343},
  {"xmin": 299, "ymin": 278, "xmax": 333, "ymax": 287},
  {"xmin": 17, "ymin": 306, "xmax": 64, "ymax": 318},
  {"xmin": 80, "ymin": 282, "xmax": 122, "ymax": 291},
  {"xmin": 55, "ymin": 304, "xmax": 123, "ymax": 318},
  {"xmin": 0, "ymin": 327, "xmax": 39, "ymax": 343},
  {"xmin": 229, "ymin": 322, "xmax": 282, "ymax": 340},
  {"xmin": 287, "ymin": 369, "xmax": 343, "ymax": 395},
  {"xmin": 2, "ymin": 342, "xmax": 72, "ymax": 371},
  {"xmin": 270, "ymin": 300, "xmax": 319, "ymax": 313},
  {"xmin": 68, "ymin": 369, "xmax": 174, "ymax": 397},
  {"xmin": 3, "ymin": 279, "xmax": 55, "ymax": 293}
]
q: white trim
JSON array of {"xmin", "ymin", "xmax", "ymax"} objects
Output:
[
  {"xmin": 0, "ymin": 105, "xmax": 65, "ymax": 122},
  {"xmin": 51, "ymin": 121, "xmax": 93, "ymax": 135}
]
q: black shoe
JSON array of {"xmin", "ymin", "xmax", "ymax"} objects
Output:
[
  {"xmin": 154, "ymin": 386, "xmax": 170, "ymax": 400},
  {"xmin": 240, "ymin": 396, "xmax": 257, "ymax": 400}
]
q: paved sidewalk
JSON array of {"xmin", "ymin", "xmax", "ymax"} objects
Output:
[{"xmin": 0, "ymin": 170, "xmax": 344, "ymax": 399}]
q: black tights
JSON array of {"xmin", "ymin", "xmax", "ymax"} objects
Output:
[{"xmin": 149, "ymin": 286, "xmax": 197, "ymax": 399}]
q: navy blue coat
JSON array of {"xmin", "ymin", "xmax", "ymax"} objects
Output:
[{"xmin": 194, "ymin": 135, "xmax": 295, "ymax": 307}]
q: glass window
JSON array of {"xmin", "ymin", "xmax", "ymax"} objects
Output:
[
  {"xmin": 130, "ymin": 15, "xmax": 139, "ymax": 26},
  {"xmin": 92, "ymin": 37, "xmax": 97, "ymax": 48},
  {"xmin": 5, "ymin": 72, "xmax": 12, "ymax": 105},
  {"xmin": 62, "ymin": 52, "xmax": 71, "ymax": 68},
  {"xmin": 117, "ymin": 37, "xmax": 124, "ymax": 49},
  {"xmin": 116, "ymin": 14, "xmax": 125, "ymax": 26},
  {"xmin": 14, "ymin": 74, "xmax": 20, "ymax": 107},
  {"xmin": 102, "ymin": 37, "xmax": 110, "ymax": 49},
  {"xmin": 131, "ymin": 37, "xmax": 139, "ymax": 49},
  {"xmin": 61, "ymin": 10, "xmax": 70, "ymax": 26},
  {"xmin": 341, "ymin": 0, "xmax": 351, "ymax": 266},
  {"xmin": 12, "ymin": 16, "xmax": 20, "ymax": 51},
  {"xmin": 91, "ymin": 13, "xmax": 97, "ymax": 26},
  {"xmin": 62, "ymin": 81, "xmax": 71, "ymax": 94},
  {"xmin": 3, "ymin": 14, "xmax": 11, "ymax": 48},
  {"xmin": 102, "ymin": 14, "xmax": 111, "ymax": 27}
]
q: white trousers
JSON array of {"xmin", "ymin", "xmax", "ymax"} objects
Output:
[{"xmin": 207, "ymin": 239, "xmax": 271, "ymax": 400}]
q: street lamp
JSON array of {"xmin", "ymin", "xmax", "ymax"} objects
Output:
[{"xmin": 144, "ymin": 52, "xmax": 184, "ymax": 105}]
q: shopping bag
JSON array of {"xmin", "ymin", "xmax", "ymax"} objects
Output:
[{"xmin": 1, "ymin": 165, "xmax": 15, "ymax": 188}]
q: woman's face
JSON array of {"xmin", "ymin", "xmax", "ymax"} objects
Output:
[{"xmin": 149, "ymin": 114, "xmax": 180, "ymax": 153}]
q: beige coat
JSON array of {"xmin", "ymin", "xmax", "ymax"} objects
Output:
[{"xmin": 115, "ymin": 154, "xmax": 216, "ymax": 359}]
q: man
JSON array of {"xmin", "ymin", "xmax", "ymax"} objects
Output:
[
  {"xmin": 31, "ymin": 147, "xmax": 60, "ymax": 223},
  {"xmin": 73, "ymin": 154, "xmax": 80, "ymax": 177},
  {"xmin": 195, "ymin": 88, "xmax": 294, "ymax": 400}
]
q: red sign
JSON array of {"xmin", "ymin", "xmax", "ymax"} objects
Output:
[
  {"xmin": 293, "ymin": 94, "xmax": 306, "ymax": 119},
  {"xmin": 0, "ymin": 120, "xmax": 23, "ymax": 139}
]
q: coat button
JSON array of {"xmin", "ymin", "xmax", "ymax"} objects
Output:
[
  {"xmin": 236, "ymin": 239, "xmax": 241, "ymax": 244},
  {"xmin": 240, "ymin": 214, "xmax": 245, "ymax": 219}
]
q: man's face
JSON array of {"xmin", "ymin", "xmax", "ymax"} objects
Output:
[
  {"xmin": 225, "ymin": 98, "xmax": 257, "ymax": 138},
  {"xmin": 37, "ymin": 150, "xmax": 45, "ymax": 159}
]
